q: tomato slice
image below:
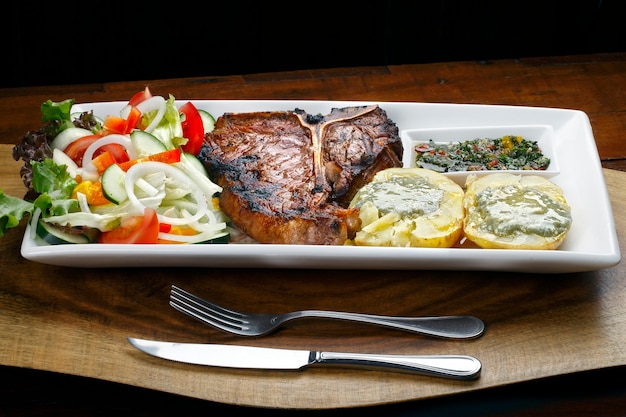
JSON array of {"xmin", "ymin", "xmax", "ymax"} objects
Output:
[
  {"xmin": 99, "ymin": 208, "xmax": 159, "ymax": 244},
  {"xmin": 64, "ymin": 134, "xmax": 130, "ymax": 166},
  {"xmin": 179, "ymin": 102, "xmax": 204, "ymax": 155},
  {"xmin": 63, "ymin": 134, "xmax": 102, "ymax": 166},
  {"xmin": 102, "ymin": 143, "xmax": 130, "ymax": 164},
  {"xmin": 128, "ymin": 86, "xmax": 152, "ymax": 107}
]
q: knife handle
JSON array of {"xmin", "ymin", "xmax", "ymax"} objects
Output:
[{"xmin": 313, "ymin": 351, "xmax": 481, "ymax": 379}]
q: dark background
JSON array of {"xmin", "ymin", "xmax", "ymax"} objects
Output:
[{"xmin": 3, "ymin": 0, "xmax": 625, "ymax": 88}]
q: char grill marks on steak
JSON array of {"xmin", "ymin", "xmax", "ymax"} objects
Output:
[{"xmin": 199, "ymin": 105, "xmax": 403, "ymax": 245}]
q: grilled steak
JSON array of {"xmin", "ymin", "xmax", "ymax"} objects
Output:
[{"xmin": 199, "ymin": 105, "xmax": 403, "ymax": 245}]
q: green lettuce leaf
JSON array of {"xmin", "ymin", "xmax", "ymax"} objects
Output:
[
  {"xmin": 0, "ymin": 191, "xmax": 34, "ymax": 236},
  {"xmin": 149, "ymin": 95, "xmax": 183, "ymax": 148},
  {"xmin": 41, "ymin": 98, "xmax": 75, "ymax": 134},
  {"xmin": 31, "ymin": 159, "xmax": 77, "ymax": 198}
]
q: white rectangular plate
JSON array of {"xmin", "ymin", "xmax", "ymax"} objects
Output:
[{"xmin": 20, "ymin": 100, "xmax": 621, "ymax": 273}]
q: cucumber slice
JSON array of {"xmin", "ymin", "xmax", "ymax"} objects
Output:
[
  {"xmin": 35, "ymin": 219, "xmax": 93, "ymax": 245},
  {"xmin": 101, "ymin": 163, "xmax": 128, "ymax": 204},
  {"xmin": 182, "ymin": 152, "xmax": 208, "ymax": 176},
  {"xmin": 197, "ymin": 232, "xmax": 230, "ymax": 244},
  {"xmin": 198, "ymin": 109, "xmax": 216, "ymax": 133},
  {"xmin": 130, "ymin": 130, "xmax": 167, "ymax": 158}
]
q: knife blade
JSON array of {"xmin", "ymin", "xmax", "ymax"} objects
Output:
[{"xmin": 127, "ymin": 338, "xmax": 481, "ymax": 379}]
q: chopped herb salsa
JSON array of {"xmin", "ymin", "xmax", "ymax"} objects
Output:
[{"xmin": 414, "ymin": 135, "xmax": 550, "ymax": 172}]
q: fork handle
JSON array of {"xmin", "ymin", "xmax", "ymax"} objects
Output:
[
  {"xmin": 313, "ymin": 351, "xmax": 481, "ymax": 379},
  {"xmin": 282, "ymin": 311, "xmax": 485, "ymax": 339}
]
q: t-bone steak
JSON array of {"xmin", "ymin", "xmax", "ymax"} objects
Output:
[{"xmin": 198, "ymin": 104, "xmax": 403, "ymax": 245}]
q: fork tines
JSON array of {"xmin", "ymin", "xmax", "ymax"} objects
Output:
[{"xmin": 169, "ymin": 285, "xmax": 249, "ymax": 333}]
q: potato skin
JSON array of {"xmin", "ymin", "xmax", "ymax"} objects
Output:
[
  {"xmin": 348, "ymin": 168, "xmax": 465, "ymax": 248},
  {"xmin": 463, "ymin": 173, "xmax": 572, "ymax": 250}
]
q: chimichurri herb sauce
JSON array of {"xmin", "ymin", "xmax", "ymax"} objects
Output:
[{"xmin": 414, "ymin": 136, "xmax": 550, "ymax": 172}]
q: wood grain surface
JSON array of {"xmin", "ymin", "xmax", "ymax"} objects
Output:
[
  {"xmin": 1, "ymin": 53, "xmax": 625, "ymax": 171},
  {"xmin": 0, "ymin": 53, "xmax": 625, "ymax": 411}
]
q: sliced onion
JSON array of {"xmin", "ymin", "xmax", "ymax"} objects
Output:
[
  {"xmin": 157, "ymin": 207, "xmax": 226, "ymax": 243},
  {"xmin": 158, "ymin": 229, "xmax": 226, "ymax": 244},
  {"xmin": 179, "ymin": 208, "xmax": 225, "ymax": 231},
  {"xmin": 134, "ymin": 178, "xmax": 160, "ymax": 197},
  {"xmin": 81, "ymin": 134, "xmax": 136, "ymax": 182},
  {"xmin": 124, "ymin": 161, "xmax": 207, "ymax": 226},
  {"xmin": 119, "ymin": 104, "xmax": 131, "ymax": 119},
  {"xmin": 133, "ymin": 194, "xmax": 165, "ymax": 212},
  {"xmin": 50, "ymin": 127, "xmax": 93, "ymax": 151},
  {"xmin": 135, "ymin": 96, "xmax": 166, "ymax": 133},
  {"xmin": 76, "ymin": 192, "xmax": 91, "ymax": 213},
  {"xmin": 52, "ymin": 148, "xmax": 81, "ymax": 180}
]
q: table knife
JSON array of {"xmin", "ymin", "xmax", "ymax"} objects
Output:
[{"xmin": 127, "ymin": 338, "xmax": 481, "ymax": 379}]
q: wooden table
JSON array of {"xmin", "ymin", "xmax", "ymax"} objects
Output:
[{"xmin": 1, "ymin": 52, "xmax": 625, "ymax": 415}]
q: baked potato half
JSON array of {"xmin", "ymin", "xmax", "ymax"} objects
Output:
[
  {"xmin": 348, "ymin": 168, "xmax": 465, "ymax": 248},
  {"xmin": 463, "ymin": 173, "xmax": 572, "ymax": 249}
]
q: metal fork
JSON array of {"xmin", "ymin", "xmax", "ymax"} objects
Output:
[{"xmin": 169, "ymin": 285, "xmax": 485, "ymax": 339}]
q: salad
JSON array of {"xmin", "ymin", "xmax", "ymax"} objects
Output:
[{"xmin": 1, "ymin": 87, "xmax": 230, "ymax": 245}]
